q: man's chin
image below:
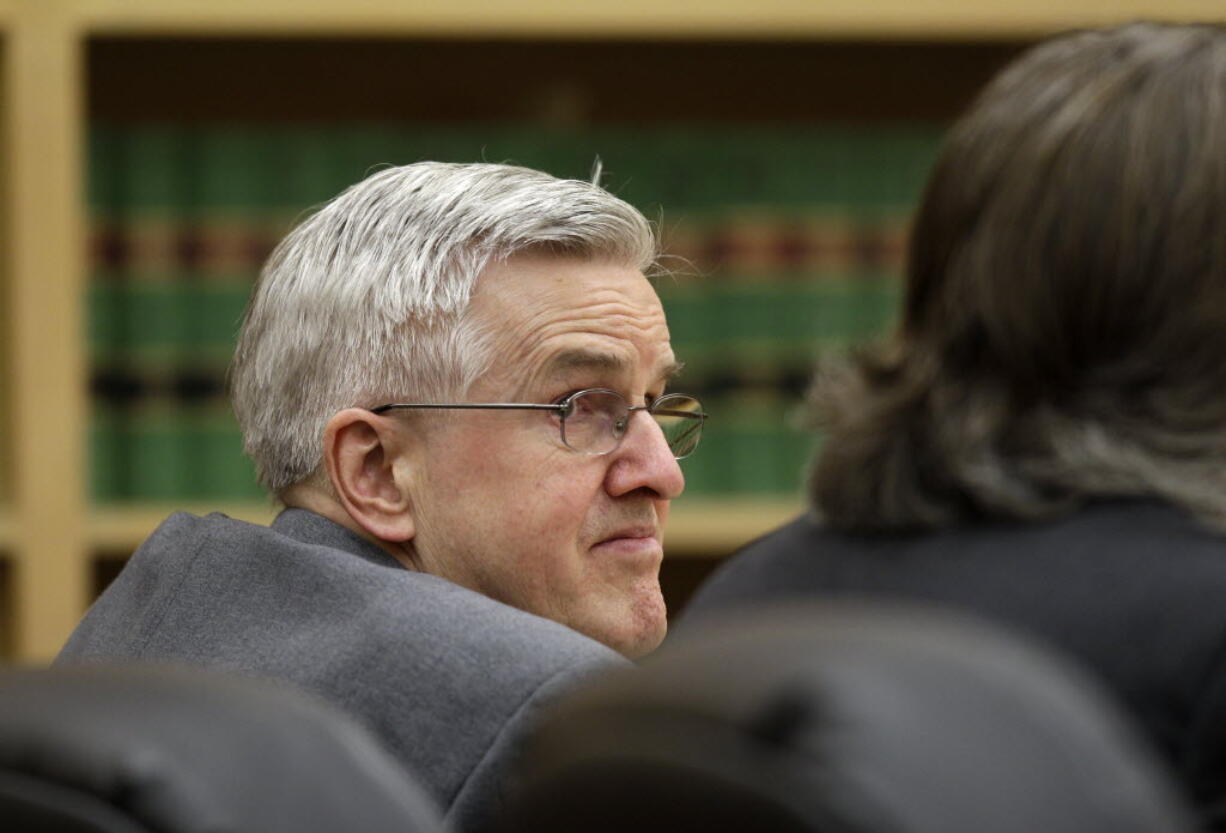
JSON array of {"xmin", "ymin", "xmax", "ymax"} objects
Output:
[
  {"xmin": 600, "ymin": 593, "xmax": 668, "ymax": 660},
  {"xmin": 618, "ymin": 621, "xmax": 668, "ymax": 660}
]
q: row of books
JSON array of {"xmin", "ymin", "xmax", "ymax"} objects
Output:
[
  {"xmin": 90, "ymin": 212, "xmax": 909, "ymax": 285},
  {"xmin": 89, "ymin": 124, "xmax": 941, "ymax": 218},
  {"xmin": 88, "ymin": 123, "xmax": 937, "ymax": 501}
]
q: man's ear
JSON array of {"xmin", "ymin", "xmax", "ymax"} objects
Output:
[{"xmin": 322, "ymin": 408, "xmax": 416, "ymax": 543}]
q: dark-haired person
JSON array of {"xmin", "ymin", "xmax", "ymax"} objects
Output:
[{"xmin": 686, "ymin": 22, "xmax": 1226, "ymax": 828}]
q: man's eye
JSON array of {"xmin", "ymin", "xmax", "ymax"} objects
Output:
[
  {"xmin": 560, "ymin": 390, "xmax": 625, "ymax": 421},
  {"xmin": 570, "ymin": 394, "xmax": 604, "ymax": 417},
  {"xmin": 553, "ymin": 391, "xmax": 591, "ymax": 418}
]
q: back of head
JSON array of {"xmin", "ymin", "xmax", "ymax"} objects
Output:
[
  {"xmin": 811, "ymin": 23, "xmax": 1226, "ymax": 530},
  {"xmin": 230, "ymin": 161, "xmax": 656, "ymax": 494},
  {"xmin": 504, "ymin": 604, "xmax": 1194, "ymax": 833}
]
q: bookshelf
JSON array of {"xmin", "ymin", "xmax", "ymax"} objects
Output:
[
  {"xmin": 5, "ymin": 1, "xmax": 90, "ymax": 663},
  {"xmin": 67, "ymin": 0, "xmax": 1226, "ymax": 38},
  {"xmin": 4, "ymin": 0, "xmax": 1223, "ymax": 662}
]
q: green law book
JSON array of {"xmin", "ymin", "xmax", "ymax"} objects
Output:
[
  {"xmin": 89, "ymin": 125, "xmax": 127, "ymax": 217},
  {"xmin": 721, "ymin": 395, "xmax": 782, "ymax": 495},
  {"xmin": 326, "ymin": 128, "xmax": 396, "ymax": 203},
  {"xmin": 808, "ymin": 273, "xmax": 901, "ymax": 347},
  {"xmin": 656, "ymin": 278, "xmax": 706, "ymax": 357},
  {"xmin": 779, "ymin": 400, "xmax": 821, "ymax": 495},
  {"xmin": 90, "ymin": 403, "xmax": 126, "ymax": 502},
  {"xmin": 279, "ymin": 126, "xmax": 350, "ymax": 217},
  {"xmin": 689, "ymin": 278, "xmax": 734, "ymax": 373},
  {"xmin": 185, "ymin": 397, "xmax": 264, "ymax": 500},
  {"xmin": 121, "ymin": 279, "xmax": 193, "ymax": 366},
  {"xmin": 195, "ymin": 127, "xmax": 276, "ymax": 221},
  {"xmin": 185, "ymin": 279, "xmax": 252, "ymax": 367},
  {"xmin": 122, "ymin": 124, "xmax": 192, "ymax": 217},
  {"xmin": 125, "ymin": 396, "xmax": 194, "ymax": 501},
  {"xmin": 397, "ymin": 125, "xmax": 491, "ymax": 168},
  {"xmin": 87, "ymin": 282, "xmax": 125, "ymax": 370}
]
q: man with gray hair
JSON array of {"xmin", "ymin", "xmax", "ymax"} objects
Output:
[{"xmin": 58, "ymin": 162, "xmax": 706, "ymax": 831}]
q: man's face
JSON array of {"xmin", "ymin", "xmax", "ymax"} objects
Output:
[{"xmin": 397, "ymin": 253, "xmax": 684, "ymax": 658}]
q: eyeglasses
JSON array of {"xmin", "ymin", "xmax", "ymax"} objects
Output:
[{"xmin": 370, "ymin": 388, "xmax": 707, "ymax": 459}]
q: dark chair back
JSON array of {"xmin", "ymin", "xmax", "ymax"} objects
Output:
[
  {"xmin": 0, "ymin": 664, "xmax": 444, "ymax": 833},
  {"xmin": 506, "ymin": 603, "xmax": 1194, "ymax": 833}
]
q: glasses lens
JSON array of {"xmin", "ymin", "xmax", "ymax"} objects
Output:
[
  {"xmin": 560, "ymin": 390, "xmax": 628, "ymax": 454},
  {"xmin": 651, "ymin": 394, "xmax": 705, "ymax": 459}
]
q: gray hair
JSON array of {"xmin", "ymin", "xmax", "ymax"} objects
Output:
[{"xmin": 231, "ymin": 161, "xmax": 657, "ymax": 494}]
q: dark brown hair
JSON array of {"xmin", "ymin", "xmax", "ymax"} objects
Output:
[{"xmin": 811, "ymin": 22, "xmax": 1226, "ymax": 531}]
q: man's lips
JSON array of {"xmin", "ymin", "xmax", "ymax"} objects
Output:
[
  {"xmin": 592, "ymin": 526, "xmax": 661, "ymax": 556},
  {"xmin": 596, "ymin": 525, "xmax": 657, "ymax": 544}
]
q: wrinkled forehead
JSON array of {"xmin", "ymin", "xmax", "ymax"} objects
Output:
[{"xmin": 467, "ymin": 254, "xmax": 676, "ymax": 393}]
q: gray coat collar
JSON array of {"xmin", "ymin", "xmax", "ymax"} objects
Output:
[{"xmin": 271, "ymin": 508, "xmax": 406, "ymax": 572}]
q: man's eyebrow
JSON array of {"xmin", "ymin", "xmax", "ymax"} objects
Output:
[
  {"xmin": 543, "ymin": 350, "xmax": 685, "ymax": 385},
  {"xmin": 546, "ymin": 349, "xmax": 631, "ymax": 375}
]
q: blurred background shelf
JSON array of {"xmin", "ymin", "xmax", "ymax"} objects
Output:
[
  {"xmin": 87, "ymin": 502, "xmax": 277, "ymax": 552},
  {"xmin": 4, "ymin": 0, "xmax": 1223, "ymax": 662},
  {"xmin": 0, "ymin": 509, "xmax": 13, "ymax": 552},
  {"xmin": 71, "ymin": 0, "xmax": 1226, "ymax": 38}
]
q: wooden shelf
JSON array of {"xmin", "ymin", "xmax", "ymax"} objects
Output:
[
  {"xmin": 666, "ymin": 498, "xmax": 803, "ymax": 556},
  {"xmin": 70, "ymin": 0, "xmax": 1226, "ymax": 39},
  {"xmin": 86, "ymin": 498, "xmax": 803, "ymax": 559},
  {"xmin": 0, "ymin": 507, "xmax": 13, "ymax": 552},
  {"xmin": 5, "ymin": 0, "xmax": 89, "ymax": 661},
  {"xmin": 88, "ymin": 503, "xmax": 279, "ymax": 552}
]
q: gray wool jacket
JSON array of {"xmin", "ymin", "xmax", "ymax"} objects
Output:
[{"xmin": 57, "ymin": 508, "xmax": 627, "ymax": 832}]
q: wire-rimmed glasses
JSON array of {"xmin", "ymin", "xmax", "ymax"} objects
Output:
[{"xmin": 370, "ymin": 388, "xmax": 707, "ymax": 459}]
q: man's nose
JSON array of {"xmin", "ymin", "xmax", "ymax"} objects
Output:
[{"xmin": 604, "ymin": 410, "xmax": 685, "ymax": 500}]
